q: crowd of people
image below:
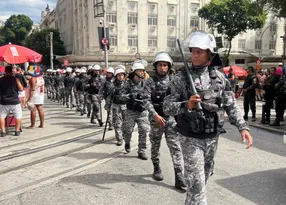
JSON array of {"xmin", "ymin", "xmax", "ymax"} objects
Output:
[
  {"xmin": 0, "ymin": 65, "xmax": 45, "ymax": 136},
  {"xmin": 225, "ymin": 64, "xmax": 285, "ymax": 126},
  {"xmin": 0, "ymin": 30, "xmax": 255, "ymax": 205}
]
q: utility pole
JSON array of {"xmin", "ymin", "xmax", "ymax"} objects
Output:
[
  {"xmin": 103, "ymin": 12, "xmax": 108, "ymax": 68},
  {"xmin": 50, "ymin": 32, "xmax": 54, "ymax": 70}
]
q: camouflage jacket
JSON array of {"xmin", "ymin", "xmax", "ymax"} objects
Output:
[{"xmin": 163, "ymin": 66, "xmax": 249, "ymax": 133}]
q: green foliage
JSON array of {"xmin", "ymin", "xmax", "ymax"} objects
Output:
[
  {"xmin": 2, "ymin": 14, "xmax": 33, "ymax": 45},
  {"xmin": 25, "ymin": 28, "xmax": 66, "ymax": 66},
  {"xmin": 0, "ymin": 27, "xmax": 5, "ymax": 46},
  {"xmin": 256, "ymin": 0, "xmax": 286, "ymax": 17},
  {"xmin": 199, "ymin": 0, "xmax": 267, "ymax": 65}
]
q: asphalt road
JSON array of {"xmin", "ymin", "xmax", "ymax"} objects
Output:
[{"xmin": 0, "ymin": 119, "xmax": 285, "ymax": 205}]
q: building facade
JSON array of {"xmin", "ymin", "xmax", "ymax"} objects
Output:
[
  {"xmin": 53, "ymin": 0, "xmax": 210, "ymax": 65},
  {"xmin": 220, "ymin": 15, "xmax": 286, "ymax": 69}
]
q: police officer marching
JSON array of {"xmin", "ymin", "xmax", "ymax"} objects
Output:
[
  {"xmin": 163, "ymin": 30, "xmax": 253, "ymax": 205},
  {"xmin": 105, "ymin": 65, "xmax": 128, "ymax": 146},
  {"xmin": 102, "ymin": 67, "xmax": 115, "ymax": 131},
  {"xmin": 142, "ymin": 52, "xmax": 185, "ymax": 190},
  {"xmin": 86, "ymin": 65, "xmax": 104, "ymax": 126},
  {"xmin": 63, "ymin": 67, "xmax": 75, "ymax": 108},
  {"xmin": 118, "ymin": 62, "xmax": 150, "ymax": 160}
]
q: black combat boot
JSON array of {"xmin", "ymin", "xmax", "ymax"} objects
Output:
[
  {"xmin": 270, "ymin": 119, "xmax": 280, "ymax": 126},
  {"xmin": 116, "ymin": 140, "xmax": 123, "ymax": 146},
  {"xmin": 90, "ymin": 118, "xmax": 96, "ymax": 124},
  {"xmin": 174, "ymin": 168, "xmax": 186, "ymax": 190},
  {"xmin": 98, "ymin": 120, "xmax": 104, "ymax": 127},
  {"xmin": 125, "ymin": 143, "xmax": 131, "ymax": 153},
  {"xmin": 243, "ymin": 115, "xmax": 248, "ymax": 121},
  {"xmin": 108, "ymin": 122, "xmax": 113, "ymax": 131},
  {"xmin": 138, "ymin": 152, "xmax": 148, "ymax": 160},
  {"xmin": 152, "ymin": 163, "xmax": 163, "ymax": 181}
]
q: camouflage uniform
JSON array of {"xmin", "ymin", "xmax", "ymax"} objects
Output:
[
  {"xmin": 73, "ymin": 74, "xmax": 80, "ymax": 111},
  {"xmin": 75, "ymin": 74, "xmax": 88, "ymax": 115},
  {"xmin": 143, "ymin": 74, "xmax": 185, "ymax": 187},
  {"xmin": 105, "ymin": 79, "xmax": 127, "ymax": 144},
  {"xmin": 87, "ymin": 74, "xmax": 104, "ymax": 125},
  {"xmin": 64, "ymin": 73, "xmax": 75, "ymax": 108},
  {"xmin": 163, "ymin": 66, "xmax": 249, "ymax": 205},
  {"xmin": 102, "ymin": 78, "xmax": 114, "ymax": 130},
  {"xmin": 118, "ymin": 78, "xmax": 150, "ymax": 157}
]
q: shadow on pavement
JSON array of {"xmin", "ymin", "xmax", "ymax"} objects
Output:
[
  {"xmin": 216, "ymin": 168, "xmax": 286, "ymax": 205},
  {"xmin": 61, "ymin": 172, "xmax": 179, "ymax": 192}
]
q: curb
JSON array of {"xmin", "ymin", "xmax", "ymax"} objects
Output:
[{"xmin": 249, "ymin": 123, "xmax": 286, "ymax": 135}]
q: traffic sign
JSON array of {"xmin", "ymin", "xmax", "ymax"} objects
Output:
[
  {"xmin": 101, "ymin": 37, "xmax": 109, "ymax": 45},
  {"xmin": 135, "ymin": 53, "xmax": 140, "ymax": 59},
  {"xmin": 256, "ymin": 59, "xmax": 261, "ymax": 65}
]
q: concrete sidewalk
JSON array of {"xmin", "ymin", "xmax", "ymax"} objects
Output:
[{"xmin": 235, "ymin": 98, "xmax": 286, "ymax": 135}]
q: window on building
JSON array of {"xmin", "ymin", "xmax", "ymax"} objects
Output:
[
  {"xmin": 109, "ymin": 35, "xmax": 118, "ymax": 46},
  {"xmin": 128, "ymin": 1, "xmax": 137, "ymax": 10},
  {"xmin": 255, "ymin": 40, "xmax": 261, "ymax": 50},
  {"xmin": 190, "ymin": 17, "xmax": 199, "ymax": 28},
  {"xmin": 148, "ymin": 36, "xmax": 157, "ymax": 47},
  {"xmin": 148, "ymin": 4, "xmax": 157, "ymax": 13},
  {"xmin": 238, "ymin": 39, "xmax": 246, "ymax": 50},
  {"xmin": 128, "ymin": 13, "xmax": 138, "ymax": 24},
  {"xmin": 106, "ymin": 12, "xmax": 117, "ymax": 23},
  {"xmin": 148, "ymin": 14, "xmax": 157, "ymax": 25},
  {"xmin": 128, "ymin": 35, "xmax": 138, "ymax": 46},
  {"xmin": 190, "ymin": 3, "xmax": 200, "ymax": 13},
  {"xmin": 235, "ymin": 59, "xmax": 245, "ymax": 64},
  {"xmin": 269, "ymin": 40, "xmax": 275, "ymax": 50},
  {"xmin": 167, "ymin": 37, "xmax": 176, "ymax": 48},
  {"xmin": 167, "ymin": 16, "xmax": 176, "ymax": 27},
  {"xmin": 270, "ymin": 23, "xmax": 277, "ymax": 32}
]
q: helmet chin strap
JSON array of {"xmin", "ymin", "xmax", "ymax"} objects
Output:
[{"xmin": 134, "ymin": 72, "xmax": 144, "ymax": 79}]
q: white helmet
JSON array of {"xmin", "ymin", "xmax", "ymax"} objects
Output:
[
  {"xmin": 188, "ymin": 30, "xmax": 216, "ymax": 53},
  {"xmin": 56, "ymin": 69, "xmax": 61, "ymax": 72},
  {"xmin": 81, "ymin": 68, "xmax": 87, "ymax": 73},
  {"xmin": 131, "ymin": 62, "xmax": 145, "ymax": 72},
  {"xmin": 106, "ymin": 67, "xmax": 114, "ymax": 75},
  {"xmin": 66, "ymin": 67, "xmax": 72, "ymax": 72},
  {"xmin": 92, "ymin": 64, "xmax": 101, "ymax": 71},
  {"xmin": 153, "ymin": 51, "xmax": 173, "ymax": 67},
  {"xmin": 75, "ymin": 68, "xmax": 81, "ymax": 73},
  {"xmin": 52, "ymin": 70, "xmax": 56, "ymax": 73},
  {"xmin": 62, "ymin": 70, "xmax": 66, "ymax": 74},
  {"xmin": 115, "ymin": 68, "xmax": 126, "ymax": 76},
  {"xmin": 115, "ymin": 65, "xmax": 126, "ymax": 71}
]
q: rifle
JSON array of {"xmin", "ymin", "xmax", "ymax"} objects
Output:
[{"xmin": 176, "ymin": 39, "xmax": 202, "ymax": 110}]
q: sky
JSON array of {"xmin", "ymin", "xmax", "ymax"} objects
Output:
[{"xmin": 0, "ymin": 0, "xmax": 57, "ymax": 24}]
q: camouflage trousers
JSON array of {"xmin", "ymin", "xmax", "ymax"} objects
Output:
[
  {"xmin": 87, "ymin": 94, "xmax": 101, "ymax": 120},
  {"xmin": 112, "ymin": 104, "xmax": 126, "ymax": 142},
  {"xmin": 149, "ymin": 118, "xmax": 183, "ymax": 170},
  {"xmin": 179, "ymin": 134, "xmax": 218, "ymax": 205},
  {"xmin": 123, "ymin": 109, "xmax": 150, "ymax": 154},
  {"xmin": 78, "ymin": 91, "xmax": 86, "ymax": 113},
  {"xmin": 65, "ymin": 88, "xmax": 74, "ymax": 107}
]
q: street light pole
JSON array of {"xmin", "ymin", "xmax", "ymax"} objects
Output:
[
  {"xmin": 103, "ymin": 11, "xmax": 109, "ymax": 68},
  {"xmin": 50, "ymin": 32, "xmax": 54, "ymax": 70},
  {"xmin": 258, "ymin": 22, "xmax": 276, "ymax": 60}
]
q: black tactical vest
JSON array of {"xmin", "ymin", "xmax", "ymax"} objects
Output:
[
  {"xmin": 126, "ymin": 79, "xmax": 145, "ymax": 112},
  {"xmin": 175, "ymin": 67, "xmax": 224, "ymax": 138},
  {"xmin": 113, "ymin": 80, "xmax": 126, "ymax": 105},
  {"xmin": 151, "ymin": 75, "xmax": 171, "ymax": 117}
]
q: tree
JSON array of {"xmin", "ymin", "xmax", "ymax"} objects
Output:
[
  {"xmin": 0, "ymin": 27, "xmax": 5, "ymax": 46},
  {"xmin": 25, "ymin": 28, "xmax": 66, "ymax": 66},
  {"xmin": 199, "ymin": 0, "xmax": 267, "ymax": 65},
  {"xmin": 2, "ymin": 14, "xmax": 33, "ymax": 45}
]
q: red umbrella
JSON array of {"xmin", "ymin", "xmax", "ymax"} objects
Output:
[
  {"xmin": 223, "ymin": 65, "xmax": 247, "ymax": 77},
  {"xmin": 0, "ymin": 43, "xmax": 42, "ymax": 64}
]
